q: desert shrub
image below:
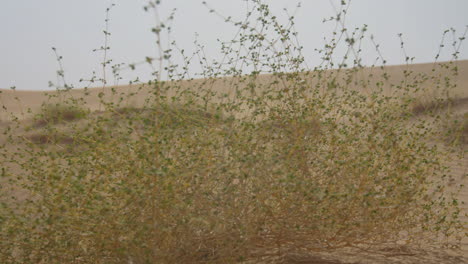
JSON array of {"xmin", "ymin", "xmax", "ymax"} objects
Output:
[
  {"xmin": 0, "ymin": 1, "xmax": 465, "ymax": 263},
  {"xmin": 28, "ymin": 133, "xmax": 75, "ymax": 145},
  {"xmin": 411, "ymin": 97, "xmax": 446, "ymax": 115},
  {"xmin": 34, "ymin": 102, "xmax": 89, "ymax": 127},
  {"xmin": 410, "ymin": 96, "xmax": 468, "ymax": 116}
]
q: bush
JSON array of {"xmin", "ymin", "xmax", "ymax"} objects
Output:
[
  {"xmin": 0, "ymin": 1, "xmax": 465, "ymax": 263},
  {"xmin": 34, "ymin": 103, "xmax": 88, "ymax": 127}
]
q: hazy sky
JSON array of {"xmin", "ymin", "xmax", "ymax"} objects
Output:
[{"xmin": 1, "ymin": 0, "xmax": 467, "ymax": 90}]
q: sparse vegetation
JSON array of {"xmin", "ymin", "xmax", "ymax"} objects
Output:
[
  {"xmin": 411, "ymin": 96, "xmax": 468, "ymax": 116},
  {"xmin": 0, "ymin": 1, "xmax": 466, "ymax": 263},
  {"xmin": 33, "ymin": 102, "xmax": 88, "ymax": 127}
]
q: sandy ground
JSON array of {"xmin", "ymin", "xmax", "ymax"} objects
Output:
[{"xmin": 0, "ymin": 60, "xmax": 467, "ymax": 263}]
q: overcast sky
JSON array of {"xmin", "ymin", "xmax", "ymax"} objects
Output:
[{"xmin": 1, "ymin": 0, "xmax": 467, "ymax": 90}]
